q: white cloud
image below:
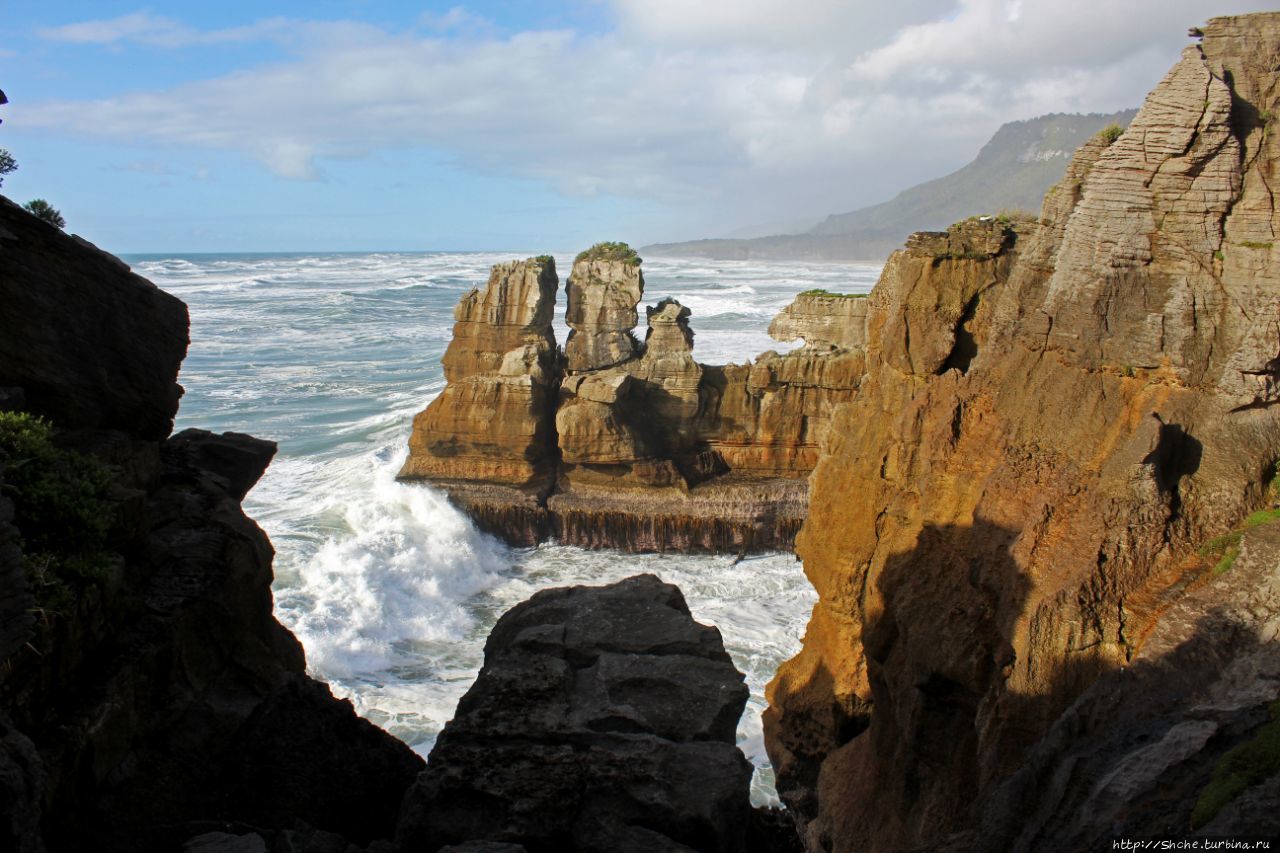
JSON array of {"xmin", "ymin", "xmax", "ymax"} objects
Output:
[
  {"xmin": 611, "ymin": 0, "xmax": 956, "ymax": 52},
  {"xmin": 37, "ymin": 11, "xmax": 289, "ymax": 48},
  {"xmin": 17, "ymin": 2, "xmax": 1268, "ymax": 233}
]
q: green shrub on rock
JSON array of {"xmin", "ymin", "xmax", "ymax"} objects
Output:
[
  {"xmin": 0, "ymin": 411, "xmax": 115, "ymax": 610},
  {"xmin": 575, "ymin": 241, "xmax": 642, "ymax": 266},
  {"xmin": 22, "ymin": 199, "xmax": 65, "ymax": 229}
]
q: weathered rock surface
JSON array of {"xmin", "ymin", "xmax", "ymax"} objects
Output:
[
  {"xmin": 765, "ymin": 14, "xmax": 1280, "ymax": 851},
  {"xmin": 396, "ymin": 574, "xmax": 754, "ymax": 852},
  {"xmin": 401, "ymin": 247, "xmax": 864, "ymax": 552},
  {"xmin": 768, "ymin": 292, "xmax": 869, "ymax": 351},
  {"xmin": 564, "ymin": 254, "xmax": 645, "ymax": 372},
  {"xmin": 0, "ymin": 206, "xmax": 424, "ymax": 851},
  {"xmin": 972, "ymin": 517, "xmax": 1280, "ymax": 851},
  {"xmin": 398, "ymin": 257, "xmax": 561, "ymax": 535}
]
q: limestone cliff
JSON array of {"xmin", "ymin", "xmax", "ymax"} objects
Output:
[
  {"xmin": 765, "ymin": 14, "xmax": 1280, "ymax": 851},
  {"xmin": 399, "ymin": 244, "xmax": 864, "ymax": 552}
]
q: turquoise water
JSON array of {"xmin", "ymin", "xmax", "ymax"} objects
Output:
[{"xmin": 131, "ymin": 250, "xmax": 881, "ymax": 804}]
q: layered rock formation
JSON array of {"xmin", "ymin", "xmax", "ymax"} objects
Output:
[
  {"xmin": 0, "ymin": 197, "xmax": 424, "ymax": 852},
  {"xmin": 396, "ymin": 574, "xmax": 754, "ymax": 852},
  {"xmin": 765, "ymin": 14, "xmax": 1280, "ymax": 851},
  {"xmin": 399, "ymin": 257, "xmax": 561, "ymax": 521},
  {"xmin": 564, "ymin": 247, "xmax": 645, "ymax": 372},
  {"xmin": 399, "ymin": 244, "xmax": 864, "ymax": 552}
]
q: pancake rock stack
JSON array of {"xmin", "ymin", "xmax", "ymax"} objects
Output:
[
  {"xmin": 765, "ymin": 14, "xmax": 1280, "ymax": 851},
  {"xmin": 398, "ymin": 243, "xmax": 866, "ymax": 552},
  {"xmin": 398, "ymin": 257, "xmax": 561, "ymax": 532}
]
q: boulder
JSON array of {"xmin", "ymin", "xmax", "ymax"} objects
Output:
[{"xmin": 396, "ymin": 574, "xmax": 754, "ymax": 853}]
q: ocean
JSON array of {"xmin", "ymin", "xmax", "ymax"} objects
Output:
[{"xmin": 129, "ymin": 250, "xmax": 882, "ymax": 804}]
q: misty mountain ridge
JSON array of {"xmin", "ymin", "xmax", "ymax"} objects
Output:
[{"xmin": 644, "ymin": 109, "xmax": 1137, "ymax": 262}]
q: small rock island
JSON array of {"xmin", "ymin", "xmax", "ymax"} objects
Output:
[{"xmin": 397, "ymin": 242, "xmax": 865, "ymax": 552}]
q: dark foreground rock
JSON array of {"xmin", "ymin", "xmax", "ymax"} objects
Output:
[
  {"xmin": 396, "ymin": 574, "xmax": 755, "ymax": 852},
  {"xmin": 0, "ymin": 197, "xmax": 188, "ymax": 440},
  {"xmin": 0, "ymin": 199, "xmax": 423, "ymax": 852}
]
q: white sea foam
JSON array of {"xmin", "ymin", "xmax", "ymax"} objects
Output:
[{"xmin": 145, "ymin": 249, "xmax": 882, "ymax": 805}]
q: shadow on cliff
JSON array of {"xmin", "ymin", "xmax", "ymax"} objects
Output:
[
  {"xmin": 771, "ymin": 519, "xmax": 1034, "ymax": 851},
  {"xmin": 852, "ymin": 519, "xmax": 1033, "ymax": 849},
  {"xmin": 974, "ymin": 599, "xmax": 1280, "ymax": 852},
  {"xmin": 778, "ymin": 513, "xmax": 1280, "ymax": 852}
]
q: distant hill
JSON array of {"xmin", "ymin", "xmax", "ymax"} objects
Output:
[{"xmin": 643, "ymin": 110, "xmax": 1137, "ymax": 262}]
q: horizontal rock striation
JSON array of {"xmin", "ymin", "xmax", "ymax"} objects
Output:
[
  {"xmin": 395, "ymin": 574, "xmax": 755, "ymax": 852},
  {"xmin": 399, "ymin": 257, "xmax": 561, "ymax": 529},
  {"xmin": 399, "ymin": 245, "xmax": 865, "ymax": 552},
  {"xmin": 764, "ymin": 14, "xmax": 1280, "ymax": 852}
]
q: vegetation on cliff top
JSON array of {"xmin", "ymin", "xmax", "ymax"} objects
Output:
[
  {"xmin": 1099, "ymin": 123, "xmax": 1125, "ymax": 145},
  {"xmin": 23, "ymin": 199, "xmax": 65, "ymax": 229},
  {"xmin": 799, "ymin": 288, "xmax": 866, "ymax": 299},
  {"xmin": 576, "ymin": 241, "xmax": 642, "ymax": 266},
  {"xmin": 0, "ymin": 149, "xmax": 15, "ymax": 187}
]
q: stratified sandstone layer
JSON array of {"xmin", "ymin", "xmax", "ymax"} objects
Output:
[
  {"xmin": 398, "ymin": 257, "xmax": 561, "ymax": 528},
  {"xmin": 768, "ymin": 291, "xmax": 868, "ymax": 351},
  {"xmin": 564, "ymin": 251, "xmax": 645, "ymax": 372},
  {"xmin": 399, "ymin": 246, "xmax": 865, "ymax": 552},
  {"xmin": 396, "ymin": 574, "xmax": 754, "ymax": 852},
  {"xmin": 765, "ymin": 14, "xmax": 1280, "ymax": 851}
]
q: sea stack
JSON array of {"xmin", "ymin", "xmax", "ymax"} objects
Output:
[
  {"xmin": 397, "ymin": 257, "xmax": 561, "ymax": 541},
  {"xmin": 398, "ymin": 243, "xmax": 865, "ymax": 552},
  {"xmin": 564, "ymin": 243, "xmax": 645, "ymax": 372}
]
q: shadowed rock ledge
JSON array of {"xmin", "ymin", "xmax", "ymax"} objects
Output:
[{"xmin": 397, "ymin": 246, "xmax": 864, "ymax": 553}]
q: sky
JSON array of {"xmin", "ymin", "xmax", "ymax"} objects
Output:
[{"xmin": 0, "ymin": 0, "xmax": 1264, "ymax": 253}]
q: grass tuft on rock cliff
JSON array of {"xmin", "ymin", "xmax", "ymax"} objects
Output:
[
  {"xmin": 0, "ymin": 411, "xmax": 116, "ymax": 613},
  {"xmin": 1099, "ymin": 123, "xmax": 1125, "ymax": 145},
  {"xmin": 576, "ymin": 241, "xmax": 642, "ymax": 266},
  {"xmin": 1192, "ymin": 700, "xmax": 1280, "ymax": 828},
  {"xmin": 799, "ymin": 288, "xmax": 866, "ymax": 298}
]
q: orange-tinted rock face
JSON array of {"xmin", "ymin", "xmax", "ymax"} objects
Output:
[
  {"xmin": 398, "ymin": 258, "xmax": 560, "ymax": 503},
  {"xmin": 399, "ymin": 253, "xmax": 864, "ymax": 552},
  {"xmin": 765, "ymin": 15, "xmax": 1280, "ymax": 852}
]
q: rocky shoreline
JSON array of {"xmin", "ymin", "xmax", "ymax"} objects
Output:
[{"xmin": 2, "ymin": 10, "xmax": 1279, "ymax": 853}]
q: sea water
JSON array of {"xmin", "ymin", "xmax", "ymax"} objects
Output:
[{"xmin": 130, "ymin": 250, "xmax": 882, "ymax": 804}]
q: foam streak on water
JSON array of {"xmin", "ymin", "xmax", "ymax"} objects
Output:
[{"xmin": 133, "ymin": 250, "xmax": 881, "ymax": 805}]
